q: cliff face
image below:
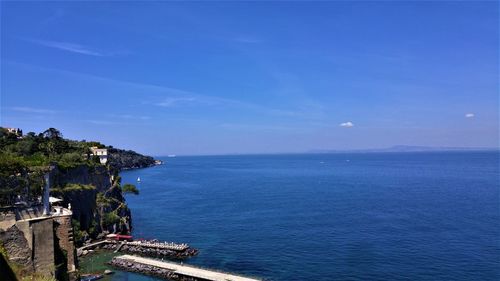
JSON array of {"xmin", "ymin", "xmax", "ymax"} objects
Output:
[
  {"xmin": 0, "ymin": 163, "xmax": 135, "ymax": 279},
  {"xmin": 51, "ymin": 165, "xmax": 131, "ymax": 243},
  {"xmin": 53, "ymin": 165, "xmax": 111, "ymax": 192},
  {"xmin": 108, "ymin": 148, "xmax": 156, "ymax": 170},
  {"xmin": 49, "ymin": 147, "xmax": 155, "ymax": 243},
  {"xmin": 59, "ymin": 188, "xmax": 98, "ymax": 231},
  {"xmin": 0, "ymin": 128, "xmax": 154, "ymax": 279}
]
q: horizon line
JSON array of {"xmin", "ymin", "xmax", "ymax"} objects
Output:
[{"xmin": 154, "ymin": 146, "xmax": 500, "ymax": 158}]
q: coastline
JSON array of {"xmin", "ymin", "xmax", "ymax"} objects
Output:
[
  {"xmin": 77, "ymin": 162, "xmax": 201, "ymax": 281},
  {"xmin": 0, "ymin": 127, "xmax": 165, "ymax": 281}
]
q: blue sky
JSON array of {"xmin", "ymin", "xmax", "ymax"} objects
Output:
[{"xmin": 1, "ymin": 1, "xmax": 498, "ymax": 155}]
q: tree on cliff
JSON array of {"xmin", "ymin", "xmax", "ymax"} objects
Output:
[
  {"xmin": 40, "ymin": 128, "xmax": 70, "ymax": 156},
  {"xmin": 121, "ymin": 184, "xmax": 139, "ymax": 195},
  {"xmin": 42, "ymin": 128, "xmax": 62, "ymax": 139},
  {"xmin": 0, "ymin": 154, "xmax": 28, "ymax": 206}
]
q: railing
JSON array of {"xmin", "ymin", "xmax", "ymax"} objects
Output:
[
  {"xmin": 77, "ymin": 239, "xmax": 190, "ymax": 252},
  {"xmin": 125, "ymin": 241, "xmax": 189, "ymax": 251}
]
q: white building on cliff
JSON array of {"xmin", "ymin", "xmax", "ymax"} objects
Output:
[
  {"xmin": 5, "ymin": 127, "xmax": 22, "ymax": 138},
  {"xmin": 90, "ymin": 147, "xmax": 108, "ymax": 164}
]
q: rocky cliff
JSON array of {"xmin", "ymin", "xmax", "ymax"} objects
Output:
[
  {"xmin": 52, "ymin": 165, "xmax": 111, "ymax": 192},
  {"xmin": 50, "ymin": 165, "xmax": 132, "ymax": 244},
  {"xmin": 0, "ymin": 128, "xmax": 155, "ymax": 279},
  {"xmin": 108, "ymin": 148, "xmax": 156, "ymax": 170}
]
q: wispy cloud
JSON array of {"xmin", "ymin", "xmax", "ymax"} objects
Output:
[
  {"xmin": 10, "ymin": 106, "xmax": 57, "ymax": 114},
  {"xmin": 340, "ymin": 121, "xmax": 354, "ymax": 128},
  {"xmin": 153, "ymin": 94, "xmax": 307, "ymax": 119},
  {"xmin": 156, "ymin": 97, "xmax": 198, "ymax": 107},
  {"xmin": 26, "ymin": 39, "xmax": 107, "ymax": 56},
  {"xmin": 7, "ymin": 62, "xmax": 322, "ymax": 121},
  {"xmin": 7, "ymin": 61, "xmax": 192, "ymax": 97},
  {"xmin": 465, "ymin": 113, "xmax": 475, "ymax": 118}
]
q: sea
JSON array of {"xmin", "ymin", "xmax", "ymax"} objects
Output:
[{"xmin": 82, "ymin": 151, "xmax": 500, "ymax": 281}]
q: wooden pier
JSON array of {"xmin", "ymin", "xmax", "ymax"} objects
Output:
[{"xmin": 113, "ymin": 254, "xmax": 261, "ymax": 281}]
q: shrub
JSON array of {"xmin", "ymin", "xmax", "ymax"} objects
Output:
[
  {"xmin": 58, "ymin": 152, "xmax": 84, "ymax": 169},
  {"xmin": 71, "ymin": 219, "xmax": 86, "ymax": 244},
  {"xmin": 62, "ymin": 183, "xmax": 95, "ymax": 192},
  {"xmin": 96, "ymin": 192, "xmax": 111, "ymax": 207},
  {"xmin": 103, "ymin": 211, "xmax": 120, "ymax": 226},
  {"xmin": 121, "ymin": 183, "xmax": 139, "ymax": 195}
]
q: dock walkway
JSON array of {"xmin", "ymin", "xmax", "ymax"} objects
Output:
[
  {"xmin": 77, "ymin": 239, "xmax": 189, "ymax": 252},
  {"xmin": 115, "ymin": 254, "xmax": 261, "ymax": 281},
  {"xmin": 126, "ymin": 240, "xmax": 189, "ymax": 251},
  {"xmin": 78, "ymin": 240, "xmax": 110, "ymax": 252}
]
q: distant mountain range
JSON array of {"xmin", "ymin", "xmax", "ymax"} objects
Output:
[{"xmin": 308, "ymin": 145, "xmax": 499, "ymax": 154}]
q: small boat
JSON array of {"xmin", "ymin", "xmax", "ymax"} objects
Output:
[
  {"xmin": 137, "ymin": 177, "xmax": 141, "ymax": 183},
  {"xmin": 167, "ymin": 154, "xmax": 176, "ymax": 158}
]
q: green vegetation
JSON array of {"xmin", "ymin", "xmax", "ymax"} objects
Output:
[
  {"xmin": 71, "ymin": 219, "xmax": 86, "ymax": 243},
  {"xmin": 1, "ymin": 126, "xmax": 141, "ymax": 240},
  {"xmin": 103, "ymin": 211, "xmax": 121, "ymax": 226},
  {"xmin": 0, "ymin": 127, "xmax": 143, "ymax": 278},
  {"xmin": 54, "ymin": 183, "xmax": 95, "ymax": 192},
  {"xmin": 96, "ymin": 192, "xmax": 112, "ymax": 207},
  {"xmin": 121, "ymin": 183, "xmax": 139, "ymax": 195},
  {"xmin": 0, "ymin": 241, "xmax": 9, "ymax": 259},
  {"xmin": 113, "ymin": 174, "xmax": 122, "ymax": 185},
  {"xmin": 21, "ymin": 273, "xmax": 57, "ymax": 281},
  {"xmin": 0, "ymin": 127, "xmax": 106, "ymax": 206}
]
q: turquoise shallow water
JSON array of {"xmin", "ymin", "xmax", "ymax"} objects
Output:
[{"xmin": 108, "ymin": 152, "xmax": 499, "ymax": 280}]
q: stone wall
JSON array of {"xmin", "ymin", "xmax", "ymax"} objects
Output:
[
  {"xmin": 32, "ymin": 218, "xmax": 55, "ymax": 277},
  {"xmin": 0, "ymin": 225, "xmax": 33, "ymax": 272},
  {"xmin": 54, "ymin": 214, "xmax": 77, "ymax": 272},
  {"xmin": 3, "ymin": 218, "xmax": 56, "ymax": 278},
  {"xmin": 2, "ymin": 214, "xmax": 78, "ymax": 280}
]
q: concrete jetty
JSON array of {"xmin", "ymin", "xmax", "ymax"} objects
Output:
[{"xmin": 112, "ymin": 254, "xmax": 261, "ymax": 281}]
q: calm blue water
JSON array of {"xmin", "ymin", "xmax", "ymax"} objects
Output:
[{"xmin": 114, "ymin": 152, "xmax": 499, "ymax": 281}]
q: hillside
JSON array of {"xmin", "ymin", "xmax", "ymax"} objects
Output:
[
  {"xmin": 108, "ymin": 147, "xmax": 156, "ymax": 170},
  {"xmin": 0, "ymin": 127, "xmax": 157, "ymax": 280},
  {"xmin": 0, "ymin": 127, "xmax": 157, "ymax": 235}
]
